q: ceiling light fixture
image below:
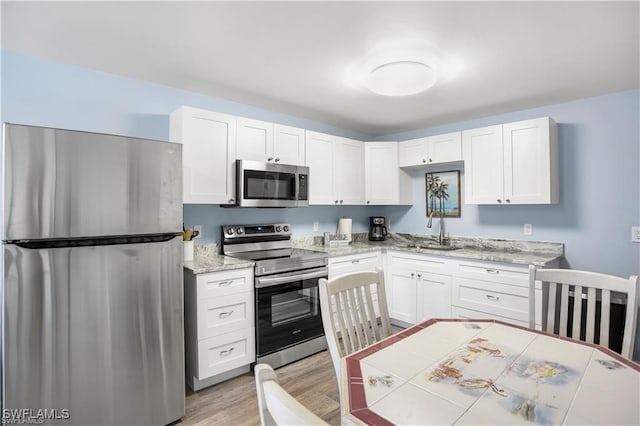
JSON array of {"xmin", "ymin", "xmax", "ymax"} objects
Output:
[{"xmin": 347, "ymin": 41, "xmax": 459, "ymax": 97}]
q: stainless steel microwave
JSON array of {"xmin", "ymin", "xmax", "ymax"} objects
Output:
[{"xmin": 234, "ymin": 160, "xmax": 309, "ymax": 207}]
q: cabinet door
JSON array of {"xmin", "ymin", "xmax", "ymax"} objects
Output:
[
  {"xmin": 273, "ymin": 124, "xmax": 305, "ymax": 166},
  {"xmin": 462, "ymin": 125, "xmax": 503, "ymax": 204},
  {"xmin": 398, "ymin": 138, "xmax": 428, "ymax": 167},
  {"xmin": 236, "ymin": 118, "xmax": 273, "ymax": 162},
  {"xmin": 364, "ymin": 142, "xmax": 398, "ymax": 205},
  {"xmin": 335, "ymin": 137, "xmax": 365, "ymax": 205},
  {"xmin": 305, "ymin": 131, "xmax": 336, "ymax": 205},
  {"xmin": 171, "ymin": 107, "xmax": 237, "ymax": 204},
  {"xmin": 503, "ymin": 117, "xmax": 556, "ymax": 204},
  {"xmin": 417, "ymin": 271, "xmax": 452, "ymax": 321},
  {"xmin": 427, "ymin": 131, "xmax": 462, "ymax": 163},
  {"xmin": 388, "ymin": 267, "xmax": 418, "ymax": 324},
  {"xmin": 328, "ymin": 251, "xmax": 382, "ymax": 279}
]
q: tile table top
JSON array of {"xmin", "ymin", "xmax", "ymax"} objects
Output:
[{"xmin": 342, "ymin": 319, "xmax": 640, "ymax": 426}]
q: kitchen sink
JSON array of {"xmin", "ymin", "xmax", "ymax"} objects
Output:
[{"xmin": 401, "ymin": 243, "xmax": 460, "ymax": 251}]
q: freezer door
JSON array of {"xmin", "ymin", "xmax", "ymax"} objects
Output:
[
  {"xmin": 2, "ymin": 236, "xmax": 185, "ymax": 425},
  {"xmin": 2, "ymin": 124, "xmax": 182, "ymax": 240}
]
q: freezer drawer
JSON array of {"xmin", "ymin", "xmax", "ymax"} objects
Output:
[
  {"xmin": 2, "ymin": 236, "xmax": 185, "ymax": 425},
  {"xmin": 2, "ymin": 123, "xmax": 182, "ymax": 240}
]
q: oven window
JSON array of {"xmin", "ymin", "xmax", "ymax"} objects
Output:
[
  {"xmin": 244, "ymin": 170, "xmax": 295, "ymax": 200},
  {"xmin": 271, "ymin": 287, "xmax": 318, "ymax": 326}
]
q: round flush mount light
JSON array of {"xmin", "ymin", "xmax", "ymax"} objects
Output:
[
  {"xmin": 347, "ymin": 41, "xmax": 459, "ymax": 97},
  {"xmin": 366, "ymin": 61, "xmax": 437, "ymax": 97}
]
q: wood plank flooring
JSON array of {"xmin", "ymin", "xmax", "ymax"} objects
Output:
[{"xmin": 179, "ymin": 350, "xmax": 341, "ymax": 425}]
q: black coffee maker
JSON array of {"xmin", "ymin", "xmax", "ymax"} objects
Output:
[{"xmin": 368, "ymin": 216, "xmax": 388, "ymax": 241}]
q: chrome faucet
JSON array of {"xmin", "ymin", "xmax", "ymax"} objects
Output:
[{"xmin": 427, "ymin": 210, "xmax": 447, "ymax": 246}]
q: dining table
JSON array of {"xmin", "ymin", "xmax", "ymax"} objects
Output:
[{"xmin": 341, "ymin": 318, "xmax": 640, "ymax": 425}]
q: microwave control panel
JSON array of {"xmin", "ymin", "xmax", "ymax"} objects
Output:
[{"xmin": 298, "ymin": 174, "xmax": 308, "ymax": 200}]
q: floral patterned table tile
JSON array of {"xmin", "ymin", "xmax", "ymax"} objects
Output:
[
  {"xmin": 358, "ymin": 362, "xmax": 404, "ymax": 406},
  {"xmin": 519, "ymin": 334, "xmax": 594, "ymax": 373},
  {"xmin": 457, "ymin": 381, "xmax": 567, "ymax": 426},
  {"xmin": 370, "ymin": 382, "xmax": 467, "ymax": 425}
]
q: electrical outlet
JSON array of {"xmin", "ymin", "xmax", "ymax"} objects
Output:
[
  {"xmin": 632, "ymin": 226, "xmax": 640, "ymax": 243},
  {"xmin": 193, "ymin": 225, "xmax": 202, "ymax": 239},
  {"xmin": 523, "ymin": 224, "xmax": 533, "ymax": 236},
  {"xmin": 313, "ymin": 222, "xmax": 319, "ymax": 232}
]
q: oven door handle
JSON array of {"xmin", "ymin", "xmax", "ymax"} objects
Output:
[{"xmin": 255, "ymin": 268, "xmax": 328, "ymax": 288}]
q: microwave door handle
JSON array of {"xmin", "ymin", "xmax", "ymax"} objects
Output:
[{"xmin": 255, "ymin": 269, "xmax": 328, "ymax": 288}]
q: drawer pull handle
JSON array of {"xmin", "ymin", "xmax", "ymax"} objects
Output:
[
  {"xmin": 352, "ymin": 259, "xmax": 360, "ymax": 264},
  {"xmin": 220, "ymin": 347, "xmax": 235, "ymax": 357},
  {"xmin": 218, "ymin": 310, "xmax": 234, "ymax": 318},
  {"xmin": 218, "ymin": 280, "xmax": 233, "ymax": 287},
  {"xmin": 485, "ymin": 269, "xmax": 500, "ymax": 274},
  {"xmin": 486, "ymin": 294, "xmax": 500, "ymax": 302}
]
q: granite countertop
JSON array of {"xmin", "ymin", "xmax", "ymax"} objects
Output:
[{"xmin": 185, "ymin": 233, "xmax": 564, "ymax": 274}]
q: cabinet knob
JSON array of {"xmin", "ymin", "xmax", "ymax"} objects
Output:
[
  {"xmin": 417, "ymin": 273, "xmax": 422, "ymax": 279},
  {"xmin": 267, "ymin": 157, "xmax": 274, "ymax": 161},
  {"xmin": 335, "ymin": 200, "xmax": 339, "ymax": 204},
  {"xmin": 505, "ymin": 198, "xmax": 511, "ymax": 203},
  {"xmin": 411, "ymin": 272, "xmax": 415, "ymax": 278},
  {"xmin": 228, "ymin": 198, "xmax": 235, "ymax": 203},
  {"xmin": 429, "ymin": 158, "xmax": 433, "ymax": 163},
  {"xmin": 497, "ymin": 198, "xmax": 502, "ymax": 203},
  {"xmin": 367, "ymin": 200, "xmax": 370, "ymax": 204},
  {"xmin": 340, "ymin": 200, "xmax": 344, "ymax": 204},
  {"xmin": 274, "ymin": 157, "xmax": 280, "ymax": 162},
  {"xmin": 422, "ymin": 159, "xmax": 426, "ymax": 163}
]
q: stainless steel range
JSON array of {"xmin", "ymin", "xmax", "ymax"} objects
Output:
[{"xmin": 222, "ymin": 223, "xmax": 328, "ymax": 368}]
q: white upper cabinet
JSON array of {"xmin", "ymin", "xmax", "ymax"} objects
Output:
[
  {"xmin": 305, "ymin": 131, "xmax": 336, "ymax": 204},
  {"xmin": 236, "ymin": 118, "xmax": 305, "ymax": 166},
  {"xmin": 399, "ymin": 131, "xmax": 462, "ymax": 167},
  {"xmin": 334, "ymin": 136, "xmax": 365, "ymax": 205},
  {"xmin": 170, "ymin": 106, "xmax": 237, "ymax": 204},
  {"xmin": 364, "ymin": 142, "xmax": 412, "ymax": 205},
  {"xmin": 305, "ymin": 132, "xmax": 365, "ymax": 205},
  {"xmin": 463, "ymin": 117, "xmax": 558, "ymax": 205}
]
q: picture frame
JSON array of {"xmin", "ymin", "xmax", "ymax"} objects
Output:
[{"xmin": 426, "ymin": 170, "xmax": 461, "ymax": 218}]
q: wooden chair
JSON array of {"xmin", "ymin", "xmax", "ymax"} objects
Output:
[
  {"xmin": 254, "ymin": 363, "xmax": 327, "ymax": 426},
  {"xmin": 529, "ymin": 265, "xmax": 639, "ymax": 358},
  {"xmin": 319, "ymin": 267, "xmax": 392, "ymax": 396}
]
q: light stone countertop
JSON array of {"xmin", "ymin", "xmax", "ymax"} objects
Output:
[{"xmin": 185, "ymin": 233, "xmax": 564, "ymax": 274}]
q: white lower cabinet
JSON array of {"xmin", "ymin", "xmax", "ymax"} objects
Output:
[
  {"xmin": 184, "ymin": 267, "xmax": 255, "ymax": 390},
  {"xmin": 451, "ymin": 260, "xmax": 542, "ymax": 329},
  {"xmin": 386, "ymin": 251, "xmax": 453, "ymax": 326},
  {"xmin": 328, "ymin": 251, "xmax": 383, "ymax": 318}
]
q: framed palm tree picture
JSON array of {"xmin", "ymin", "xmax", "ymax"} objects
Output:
[{"xmin": 426, "ymin": 171, "xmax": 461, "ymax": 218}]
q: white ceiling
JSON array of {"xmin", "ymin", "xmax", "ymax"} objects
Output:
[{"xmin": 2, "ymin": 1, "xmax": 639, "ymax": 137}]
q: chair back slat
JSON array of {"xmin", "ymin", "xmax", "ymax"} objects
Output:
[
  {"xmin": 585, "ymin": 287, "xmax": 597, "ymax": 343},
  {"xmin": 559, "ymin": 284, "xmax": 570, "ymax": 337},
  {"xmin": 600, "ymin": 289, "xmax": 611, "ymax": 349},
  {"xmin": 572, "ymin": 285, "xmax": 582, "ymax": 340},
  {"xmin": 319, "ymin": 268, "xmax": 393, "ymax": 401},
  {"xmin": 530, "ymin": 267, "xmax": 639, "ymax": 359},
  {"xmin": 546, "ymin": 281, "xmax": 557, "ymax": 333}
]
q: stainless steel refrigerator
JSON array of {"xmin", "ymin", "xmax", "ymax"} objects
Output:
[{"xmin": 1, "ymin": 124, "xmax": 185, "ymax": 425}]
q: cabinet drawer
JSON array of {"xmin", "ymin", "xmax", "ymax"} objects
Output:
[
  {"xmin": 197, "ymin": 292, "xmax": 254, "ymax": 340},
  {"xmin": 388, "ymin": 251, "xmax": 452, "ymax": 274},
  {"xmin": 454, "ymin": 260, "xmax": 528, "ymax": 287},
  {"xmin": 197, "ymin": 268, "xmax": 253, "ymax": 299},
  {"xmin": 451, "ymin": 306, "xmax": 529, "ymax": 328},
  {"xmin": 452, "ymin": 277, "xmax": 529, "ymax": 323},
  {"xmin": 329, "ymin": 251, "xmax": 382, "ymax": 279},
  {"xmin": 197, "ymin": 328, "xmax": 255, "ymax": 380}
]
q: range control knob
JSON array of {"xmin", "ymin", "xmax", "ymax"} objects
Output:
[
  {"xmin": 283, "ymin": 225, "xmax": 289, "ymax": 232},
  {"xmin": 235, "ymin": 227, "xmax": 243, "ymax": 234},
  {"xmin": 276, "ymin": 226, "xmax": 282, "ymax": 232},
  {"xmin": 225, "ymin": 228, "xmax": 234, "ymax": 235}
]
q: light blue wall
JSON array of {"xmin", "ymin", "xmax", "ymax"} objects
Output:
[{"xmin": 2, "ymin": 50, "xmax": 639, "ymax": 278}]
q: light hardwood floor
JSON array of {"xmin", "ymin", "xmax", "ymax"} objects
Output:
[{"xmin": 179, "ymin": 350, "xmax": 341, "ymax": 425}]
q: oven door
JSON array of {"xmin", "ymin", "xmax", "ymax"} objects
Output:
[{"xmin": 255, "ymin": 267, "xmax": 327, "ymax": 357}]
